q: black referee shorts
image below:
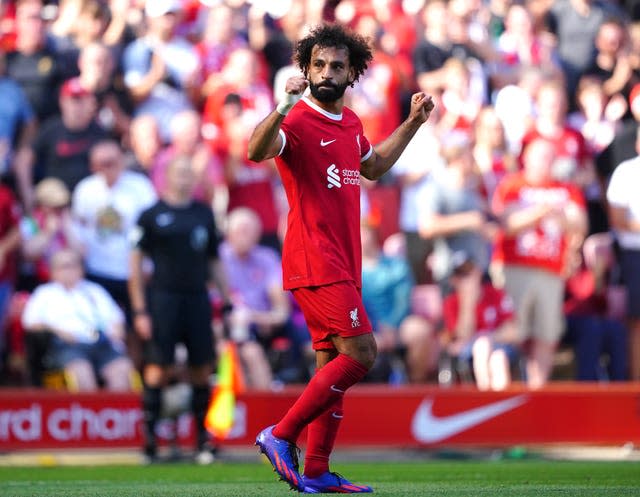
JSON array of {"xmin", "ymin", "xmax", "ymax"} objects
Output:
[{"xmin": 145, "ymin": 289, "xmax": 214, "ymax": 367}]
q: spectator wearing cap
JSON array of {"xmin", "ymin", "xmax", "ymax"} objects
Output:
[
  {"xmin": 20, "ymin": 177, "xmax": 84, "ymax": 289},
  {"xmin": 441, "ymin": 252, "xmax": 519, "ymax": 390},
  {"xmin": 492, "ymin": 137, "xmax": 588, "ymax": 388},
  {"xmin": 5, "ymin": 0, "xmax": 78, "ymax": 122},
  {"xmin": 14, "ymin": 76, "xmax": 108, "ymax": 212},
  {"xmin": 122, "ymin": 0, "xmax": 200, "ymax": 142}
]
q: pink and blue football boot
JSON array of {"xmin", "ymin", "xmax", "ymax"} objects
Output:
[
  {"xmin": 302, "ymin": 471, "xmax": 373, "ymax": 493},
  {"xmin": 255, "ymin": 425, "xmax": 304, "ymax": 491}
]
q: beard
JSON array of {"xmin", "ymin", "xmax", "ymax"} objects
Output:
[{"xmin": 309, "ymin": 80, "xmax": 350, "ymax": 103}]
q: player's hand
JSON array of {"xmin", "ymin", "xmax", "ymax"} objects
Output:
[
  {"xmin": 284, "ymin": 75, "xmax": 309, "ymax": 96},
  {"xmin": 277, "ymin": 75, "xmax": 309, "ymax": 115},
  {"xmin": 408, "ymin": 92, "xmax": 435, "ymax": 125}
]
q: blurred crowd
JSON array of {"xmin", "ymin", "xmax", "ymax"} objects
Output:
[{"xmin": 1, "ymin": 0, "xmax": 640, "ymax": 393}]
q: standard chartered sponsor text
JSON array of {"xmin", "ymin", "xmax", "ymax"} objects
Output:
[{"xmin": 0, "ymin": 404, "xmax": 142, "ymax": 441}]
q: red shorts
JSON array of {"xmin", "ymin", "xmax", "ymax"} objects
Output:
[{"xmin": 291, "ymin": 280, "xmax": 373, "ymax": 351}]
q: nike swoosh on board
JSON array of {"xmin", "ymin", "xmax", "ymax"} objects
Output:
[{"xmin": 411, "ymin": 395, "xmax": 528, "ymax": 443}]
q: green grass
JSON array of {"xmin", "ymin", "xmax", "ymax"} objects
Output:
[{"xmin": 1, "ymin": 460, "xmax": 639, "ymax": 497}]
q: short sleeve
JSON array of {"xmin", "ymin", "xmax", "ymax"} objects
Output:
[
  {"xmin": 132, "ymin": 207, "xmax": 153, "ymax": 251},
  {"xmin": 359, "ymin": 133, "xmax": 373, "ymax": 162},
  {"xmin": 607, "ymin": 161, "xmax": 630, "ymax": 207}
]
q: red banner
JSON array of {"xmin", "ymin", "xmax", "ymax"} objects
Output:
[{"xmin": 1, "ymin": 383, "xmax": 639, "ymax": 451}]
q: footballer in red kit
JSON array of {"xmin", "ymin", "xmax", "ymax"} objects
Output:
[
  {"xmin": 247, "ymin": 24, "xmax": 434, "ymax": 493},
  {"xmin": 277, "ymin": 97, "xmax": 372, "ymax": 290}
]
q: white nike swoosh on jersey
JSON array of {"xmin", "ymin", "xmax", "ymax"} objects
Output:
[
  {"xmin": 411, "ymin": 395, "xmax": 528, "ymax": 443},
  {"xmin": 330, "ymin": 384, "xmax": 345, "ymax": 393},
  {"xmin": 320, "ymin": 139, "xmax": 337, "ymax": 146}
]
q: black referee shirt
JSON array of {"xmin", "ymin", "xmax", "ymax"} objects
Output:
[{"xmin": 133, "ymin": 200, "xmax": 221, "ymax": 293}]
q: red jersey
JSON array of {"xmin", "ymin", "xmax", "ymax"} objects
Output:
[
  {"xmin": 518, "ymin": 126, "xmax": 590, "ymax": 173},
  {"xmin": 491, "ymin": 172, "xmax": 585, "ymax": 275},
  {"xmin": 276, "ymin": 97, "xmax": 373, "ymax": 290},
  {"xmin": 443, "ymin": 283, "xmax": 515, "ymax": 336}
]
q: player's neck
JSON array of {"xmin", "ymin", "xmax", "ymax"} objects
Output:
[{"xmin": 307, "ymin": 95, "xmax": 344, "ymax": 116}]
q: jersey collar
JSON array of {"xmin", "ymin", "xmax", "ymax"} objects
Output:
[{"xmin": 301, "ymin": 96, "xmax": 343, "ymax": 121}]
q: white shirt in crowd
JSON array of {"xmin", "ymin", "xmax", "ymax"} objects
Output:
[
  {"xmin": 72, "ymin": 170, "xmax": 157, "ymax": 280},
  {"xmin": 606, "ymin": 156, "xmax": 640, "ymax": 250},
  {"xmin": 22, "ymin": 279, "xmax": 125, "ymax": 343},
  {"xmin": 391, "ymin": 122, "xmax": 445, "ymax": 233}
]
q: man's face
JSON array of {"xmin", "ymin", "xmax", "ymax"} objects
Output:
[
  {"xmin": 307, "ymin": 45, "xmax": 354, "ymax": 103},
  {"xmin": 59, "ymin": 93, "xmax": 96, "ymax": 130},
  {"xmin": 91, "ymin": 143, "xmax": 124, "ymax": 184},
  {"xmin": 524, "ymin": 139, "xmax": 555, "ymax": 184}
]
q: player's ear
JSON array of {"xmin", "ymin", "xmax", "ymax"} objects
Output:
[{"xmin": 348, "ymin": 67, "xmax": 356, "ymax": 87}]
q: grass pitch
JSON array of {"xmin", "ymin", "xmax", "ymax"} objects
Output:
[{"xmin": 1, "ymin": 459, "xmax": 639, "ymax": 497}]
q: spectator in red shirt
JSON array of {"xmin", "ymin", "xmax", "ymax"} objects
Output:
[
  {"xmin": 520, "ymin": 79, "xmax": 604, "ymax": 233},
  {"xmin": 492, "ymin": 137, "xmax": 588, "ymax": 388},
  {"xmin": 442, "ymin": 251, "xmax": 519, "ymax": 390}
]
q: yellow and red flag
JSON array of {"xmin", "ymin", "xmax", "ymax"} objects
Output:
[{"xmin": 205, "ymin": 341, "xmax": 246, "ymax": 439}]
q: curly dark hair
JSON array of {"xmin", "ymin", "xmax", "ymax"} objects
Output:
[{"xmin": 294, "ymin": 23, "xmax": 373, "ymax": 86}]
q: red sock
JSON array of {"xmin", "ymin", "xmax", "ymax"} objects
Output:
[
  {"xmin": 303, "ymin": 396, "xmax": 343, "ymax": 478},
  {"xmin": 273, "ymin": 354, "xmax": 368, "ymax": 442}
]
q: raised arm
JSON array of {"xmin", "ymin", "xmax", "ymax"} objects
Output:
[
  {"xmin": 360, "ymin": 92, "xmax": 435, "ymax": 181},
  {"xmin": 247, "ymin": 75, "xmax": 309, "ymax": 162}
]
